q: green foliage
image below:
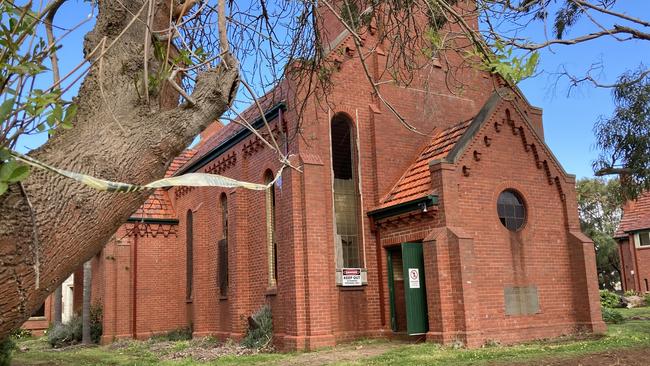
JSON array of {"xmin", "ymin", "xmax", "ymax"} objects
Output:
[
  {"xmin": 242, "ymin": 305, "xmax": 273, "ymax": 349},
  {"xmin": 624, "ymin": 290, "xmax": 638, "ymax": 297},
  {"xmin": 601, "ymin": 307, "xmax": 625, "ymax": 324},
  {"xmin": 48, "ymin": 316, "xmax": 82, "ymax": 348},
  {"xmin": 600, "ymin": 289, "xmax": 621, "ymax": 308},
  {"xmin": 9, "ymin": 328, "xmax": 32, "ymax": 340},
  {"xmin": 91, "ymin": 304, "xmax": 103, "ymax": 344},
  {"xmin": 476, "ymin": 40, "xmax": 539, "ymax": 84},
  {"xmin": 0, "ymin": 338, "xmax": 15, "ymax": 366},
  {"xmin": 151, "ymin": 327, "xmax": 192, "ymax": 342},
  {"xmin": 576, "ymin": 178, "xmax": 624, "ymax": 290},
  {"xmin": 645, "ymin": 293, "xmax": 650, "ymax": 306},
  {"xmin": 594, "ymin": 69, "xmax": 650, "ymax": 199},
  {"xmin": 553, "ymin": 2, "xmax": 582, "ymax": 39}
]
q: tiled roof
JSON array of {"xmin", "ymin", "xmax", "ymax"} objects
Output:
[
  {"xmin": 615, "ymin": 192, "xmax": 650, "ymax": 238},
  {"xmin": 129, "ymin": 149, "xmax": 196, "ymax": 221},
  {"xmin": 377, "ymin": 120, "xmax": 472, "ymax": 209},
  {"xmin": 180, "ymin": 82, "xmax": 288, "ymax": 173}
]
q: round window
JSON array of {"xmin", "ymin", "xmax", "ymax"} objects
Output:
[{"xmin": 497, "ymin": 190, "xmax": 526, "ymax": 231}]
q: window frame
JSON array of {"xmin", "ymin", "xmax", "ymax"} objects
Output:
[
  {"xmin": 635, "ymin": 231, "xmax": 650, "ymax": 248},
  {"xmin": 497, "ymin": 190, "xmax": 527, "ymax": 232}
]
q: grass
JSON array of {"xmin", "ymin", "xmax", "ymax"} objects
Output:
[{"xmin": 10, "ymin": 308, "xmax": 650, "ymax": 366}]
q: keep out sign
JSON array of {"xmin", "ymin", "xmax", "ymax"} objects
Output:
[
  {"xmin": 342, "ymin": 268, "xmax": 362, "ymax": 286},
  {"xmin": 408, "ymin": 268, "xmax": 420, "ymax": 289}
]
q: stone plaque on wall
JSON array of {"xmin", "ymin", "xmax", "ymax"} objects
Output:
[{"xmin": 504, "ymin": 286, "xmax": 539, "ymax": 316}]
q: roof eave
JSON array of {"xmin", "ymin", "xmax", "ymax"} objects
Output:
[{"xmin": 368, "ymin": 195, "xmax": 438, "ymax": 221}]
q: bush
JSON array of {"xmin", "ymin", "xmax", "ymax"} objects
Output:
[
  {"xmin": 10, "ymin": 328, "xmax": 32, "ymax": 340},
  {"xmin": 600, "ymin": 289, "xmax": 621, "ymax": 308},
  {"xmin": 47, "ymin": 316, "xmax": 82, "ymax": 348},
  {"xmin": 645, "ymin": 293, "xmax": 650, "ymax": 306},
  {"xmin": 0, "ymin": 338, "xmax": 15, "ymax": 366},
  {"xmin": 602, "ymin": 307, "xmax": 625, "ymax": 324},
  {"xmin": 624, "ymin": 290, "xmax": 638, "ymax": 297},
  {"xmin": 242, "ymin": 305, "xmax": 273, "ymax": 349},
  {"xmin": 90, "ymin": 304, "xmax": 103, "ymax": 344},
  {"xmin": 152, "ymin": 327, "xmax": 192, "ymax": 342}
]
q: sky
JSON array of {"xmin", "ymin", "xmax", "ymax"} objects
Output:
[{"xmin": 13, "ymin": 0, "xmax": 650, "ymax": 180}]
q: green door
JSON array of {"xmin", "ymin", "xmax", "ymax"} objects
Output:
[{"xmin": 401, "ymin": 242, "xmax": 428, "ymax": 335}]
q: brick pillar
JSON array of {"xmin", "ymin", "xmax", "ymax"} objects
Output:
[
  {"xmin": 425, "ymin": 160, "xmax": 481, "ymax": 346},
  {"xmin": 228, "ymin": 188, "xmax": 251, "ymax": 339}
]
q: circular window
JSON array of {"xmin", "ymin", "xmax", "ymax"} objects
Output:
[{"xmin": 497, "ymin": 190, "xmax": 526, "ymax": 231}]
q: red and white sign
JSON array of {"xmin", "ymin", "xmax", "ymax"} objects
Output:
[
  {"xmin": 408, "ymin": 268, "xmax": 420, "ymax": 289},
  {"xmin": 342, "ymin": 268, "xmax": 362, "ymax": 286}
]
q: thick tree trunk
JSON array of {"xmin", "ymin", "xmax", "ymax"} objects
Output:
[
  {"xmin": 0, "ymin": 0, "xmax": 238, "ymax": 338},
  {"xmin": 53, "ymin": 285, "xmax": 62, "ymax": 326},
  {"xmin": 81, "ymin": 260, "xmax": 91, "ymax": 344}
]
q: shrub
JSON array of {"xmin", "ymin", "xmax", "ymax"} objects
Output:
[
  {"xmin": 152, "ymin": 327, "xmax": 192, "ymax": 342},
  {"xmin": 602, "ymin": 307, "xmax": 624, "ymax": 324},
  {"xmin": 242, "ymin": 305, "xmax": 273, "ymax": 349},
  {"xmin": 600, "ymin": 289, "xmax": 621, "ymax": 308},
  {"xmin": 0, "ymin": 338, "xmax": 15, "ymax": 366},
  {"xmin": 47, "ymin": 316, "xmax": 82, "ymax": 348},
  {"xmin": 90, "ymin": 304, "xmax": 103, "ymax": 344},
  {"xmin": 624, "ymin": 290, "xmax": 638, "ymax": 297},
  {"xmin": 645, "ymin": 293, "xmax": 650, "ymax": 306},
  {"xmin": 9, "ymin": 328, "xmax": 32, "ymax": 340}
]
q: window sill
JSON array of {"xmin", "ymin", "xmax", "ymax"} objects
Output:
[
  {"xmin": 28, "ymin": 316, "xmax": 46, "ymax": 321},
  {"xmin": 265, "ymin": 287, "xmax": 277, "ymax": 296},
  {"xmin": 338, "ymin": 285, "xmax": 365, "ymax": 291},
  {"xmin": 185, "ymin": 299, "xmax": 193, "ymax": 304},
  {"xmin": 219, "ymin": 295, "xmax": 228, "ymax": 301}
]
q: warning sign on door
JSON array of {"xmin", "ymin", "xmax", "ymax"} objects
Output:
[{"xmin": 408, "ymin": 268, "xmax": 420, "ymax": 289}]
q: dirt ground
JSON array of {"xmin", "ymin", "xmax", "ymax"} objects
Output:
[
  {"xmin": 495, "ymin": 347, "xmax": 650, "ymax": 366},
  {"xmin": 274, "ymin": 342, "xmax": 404, "ymax": 366}
]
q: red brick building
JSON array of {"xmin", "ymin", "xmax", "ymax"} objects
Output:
[
  {"xmin": 615, "ymin": 192, "xmax": 650, "ymax": 294},
  {"xmin": 79, "ymin": 6, "xmax": 606, "ymax": 349}
]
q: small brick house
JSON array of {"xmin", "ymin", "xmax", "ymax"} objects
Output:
[
  {"xmin": 615, "ymin": 192, "xmax": 650, "ymax": 293},
  {"xmin": 79, "ymin": 6, "xmax": 607, "ymax": 350}
]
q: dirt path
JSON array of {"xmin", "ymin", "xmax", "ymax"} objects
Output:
[
  {"xmin": 493, "ymin": 347, "xmax": 650, "ymax": 366},
  {"xmin": 274, "ymin": 341, "xmax": 405, "ymax": 366}
]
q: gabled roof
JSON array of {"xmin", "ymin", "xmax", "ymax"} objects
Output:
[
  {"xmin": 129, "ymin": 149, "xmax": 196, "ymax": 222},
  {"xmin": 377, "ymin": 120, "xmax": 472, "ymax": 209},
  {"xmin": 615, "ymin": 192, "xmax": 650, "ymax": 238}
]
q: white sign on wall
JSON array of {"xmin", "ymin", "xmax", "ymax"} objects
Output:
[
  {"xmin": 408, "ymin": 268, "xmax": 420, "ymax": 289},
  {"xmin": 342, "ymin": 268, "xmax": 362, "ymax": 286}
]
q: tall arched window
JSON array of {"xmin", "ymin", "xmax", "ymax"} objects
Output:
[
  {"xmin": 218, "ymin": 193, "xmax": 228, "ymax": 297},
  {"xmin": 265, "ymin": 170, "xmax": 278, "ymax": 287},
  {"xmin": 331, "ymin": 113, "xmax": 362, "ymax": 268},
  {"xmin": 186, "ymin": 210, "xmax": 193, "ymax": 301}
]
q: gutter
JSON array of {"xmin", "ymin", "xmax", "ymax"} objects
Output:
[
  {"xmin": 175, "ymin": 102, "xmax": 287, "ymax": 175},
  {"xmin": 367, "ymin": 195, "xmax": 438, "ymax": 221},
  {"xmin": 127, "ymin": 217, "xmax": 179, "ymax": 225}
]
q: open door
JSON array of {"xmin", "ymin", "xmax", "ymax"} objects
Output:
[{"xmin": 401, "ymin": 242, "xmax": 428, "ymax": 335}]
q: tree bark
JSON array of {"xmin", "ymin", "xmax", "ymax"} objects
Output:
[
  {"xmin": 81, "ymin": 260, "xmax": 91, "ymax": 344},
  {"xmin": 0, "ymin": 0, "xmax": 238, "ymax": 339},
  {"xmin": 53, "ymin": 285, "xmax": 62, "ymax": 326}
]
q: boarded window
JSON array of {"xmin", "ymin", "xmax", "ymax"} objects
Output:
[
  {"xmin": 186, "ymin": 210, "xmax": 193, "ymax": 301},
  {"xmin": 219, "ymin": 194, "xmax": 228, "ymax": 297},
  {"xmin": 265, "ymin": 170, "xmax": 278, "ymax": 287},
  {"xmin": 504, "ymin": 286, "xmax": 539, "ymax": 316},
  {"xmin": 331, "ymin": 113, "xmax": 362, "ymax": 269}
]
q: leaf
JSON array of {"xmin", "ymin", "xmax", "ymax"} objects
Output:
[
  {"xmin": 0, "ymin": 160, "xmax": 17, "ymax": 181},
  {"xmin": 0, "ymin": 98, "xmax": 15, "ymax": 122},
  {"xmin": 0, "ymin": 182, "xmax": 7, "ymax": 196},
  {"xmin": 63, "ymin": 104, "xmax": 77, "ymax": 125},
  {"xmin": 7, "ymin": 165, "xmax": 29, "ymax": 183}
]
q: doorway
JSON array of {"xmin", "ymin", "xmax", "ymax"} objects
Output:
[{"xmin": 387, "ymin": 242, "xmax": 428, "ymax": 335}]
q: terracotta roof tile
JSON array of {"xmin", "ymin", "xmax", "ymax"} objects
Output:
[
  {"xmin": 377, "ymin": 120, "xmax": 472, "ymax": 209},
  {"xmin": 615, "ymin": 192, "xmax": 650, "ymax": 238},
  {"xmin": 180, "ymin": 82, "xmax": 288, "ymax": 173},
  {"xmin": 129, "ymin": 149, "xmax": 196, "ymax": 221}
]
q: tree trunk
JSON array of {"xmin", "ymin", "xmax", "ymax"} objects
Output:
[
  {"xmin": 81, "ymin": 260, "xmax": 92, "ymax": 344},
  {"xmin": 0, "ymin": 0, "xmax": 238, "ymax": 339},
  {"xmin": 53, "ymin": 285, "xmax": 62, "ymax": 326}
]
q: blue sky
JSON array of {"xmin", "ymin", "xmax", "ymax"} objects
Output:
[{"xmin": 15, "ymin": 1, "xmax": 649, "ymax": 180}]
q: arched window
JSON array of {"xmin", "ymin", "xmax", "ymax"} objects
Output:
[
  {"xmin": 186, "ymin": 210, "xmax": 193, "ymax": 301},
  {"xmin": 331, "ymin": 113, "xmax": 362, "ymax": 268},
  {"xmin": 265, "ymin": 170, "xmax": 278, "ymax": 287},
  {"xmin": 218, "ymin": 193, "xmax": 228, "ymax": 297}
]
